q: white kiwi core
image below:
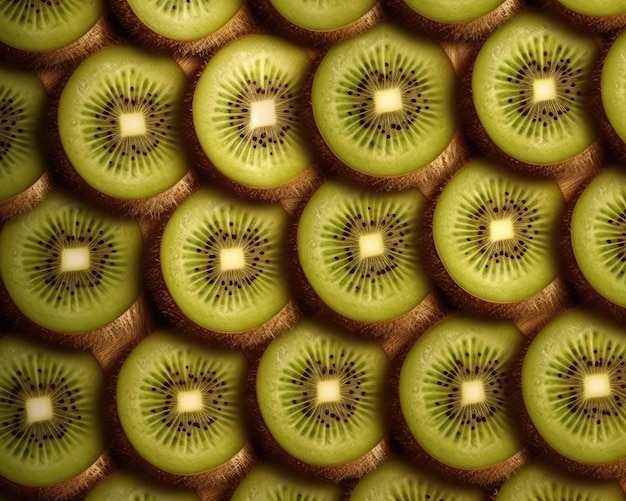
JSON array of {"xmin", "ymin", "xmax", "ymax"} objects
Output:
[
  {"xmin": 374, "ymin": 88, "xmax": 403, "ymax": 114},
  {"xmin": 583, "ymin": 373, "xmax": 611, "ymax": 399},
  {"xmin": 177, "ymin": 390, "xmax": 204, "ymax": 413},
  {"xmin": 532, "ymin": 78, "xmax": 557, "ymax": 103},
  {"xmin": 461, "ymin": 380, "xmax": 486, "ymax": 405},
  {"xmin": 359, "ymin": 232, "xmax": 385, "ymax": 259},
  {"xmin": 26, "ymin": 396, "xmax": 54, "ymax": 424},
  {"xmin": 316, "ymin": 379, "xmax": 341, "ymax": 404},
  {"xmin": 60, "ymin": 247, "xmax": 91, "ymax": 272},
  {"xmin": 220, "ymin": 247, "xmax": 245, "ymax": 271},
  {"xmin": 119, "ymin": 112, "xmax": 147, "ymax": 137},
  {"xmin": 249, "ymin": 99, "xmax": 277, "ymax": 129},
  {"xmin": 489, "ymin": 219, "xmax": 515, "ymax": 242}
]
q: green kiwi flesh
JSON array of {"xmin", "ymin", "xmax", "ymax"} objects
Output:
[
  {"xmin": 0, "ymin": 0, "xmax": 104, "ymax": 53},
  {"xmin": 311, "ymin": 22, "xmax": 456, "ymax": 177},
  {"xmin": 230, "ymin": 463, "xmax": 343, "ymax": 501},
  {"xmin": 398, "ymin": 315, "xmax": 525, "ymax": 475},
  {"xmin": 264, "ymin": 0, "xmax": 376, "ymax": 31},
  {"xmin": 158, "ymin": 186, "xmax": 291, "ymax": 334},
  {"xmin": 0, "ymin": 65, "xmax": 48, "ymax": 203},
  {"xmin": 432, "ymin": 159, "xmax": 563, "ymax": 303},
  {"xmin": 348, "ymin": 458, "xmax": 485, "ymax": 500},
  {"xmin": 192, "ymin": 34, "xmax": 313, "ymax": 190},
  {"xmin": 255, "ymin": 319, "xmax": 388, "ymax": 467},
  {"xmin": 601, "ymin": 29, "xmax": 626, "ymax": 147},
  {"xmin": 471, "ymin": 11, "xmax": 598, "ymax": 165},
  {"xmin": 84, "ymin": 469, "xmax": 200, "ymax": 500},
  {"xmin": 297, "ymin": 179, "xmax": 432, "ymax": 323},
  {"xmin": 0, "ymin": 189, "xmax": 143, "ymax": 334},
  {"xmin": 0, "ymin": 334, "xmax": 105, "ymax": 487},
  {"xmin": 495, "ymin": 459, "xmax": 626, "ymax": 500},
  {"xmin": 401, "ymin": 0, "xmax": 507, "ymax": 23},
  {"xmin": 115, "ymin": 330, "xmax": 248, "ymax": 475},
  {"xmin": 570, "ymin": 167, "xmax": 626, "ymax": 312},
  {"xmin": 57, "ymin": 44, "xmax": 189, "ymax": 200},
  {"xmin": 521, "ymin": 309, "xmax": 626, "ymax": 469},
  {"xmin": 555, "ymin": 0, "xmax": 626, "ymax": 16}
]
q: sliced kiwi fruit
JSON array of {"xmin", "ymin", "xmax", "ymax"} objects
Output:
[
  {"xmin": 521, "ymin": 308, "xmax": 626, "ymax": 478},
  {"xmin": 296, "ymin": 178, "xmax": 434, "ymax": 332},
  {"xmin": 56, "ymin": 44, "xmax": 195, "ymax": 217},
  {"xmin": 0, "ymin": 334, "xmax": 107, "ymax": 498},
  {"xmin": 309, "ymin": 22, "xmax": 460, "ymax": 186},
  {"xmin": 147, "ymin": 185, "xmax": 297, "ymax": 347},
  {"xmin": 395, "ymin": 315, "xmax": 527, "ymax": 485},
  {"xmin": 191, "ymin": 34, "xmax": 317, "ymax": 200},
  {"xmin": 428, "ymin": 158, "xmax": 568, "ymax": 319},
  {"xmin": 253, "ymin": 319, "xmax": 390, "ymax": 481},
  {"xmin": 543, "ymin": 0, "xmax": 626, "ymax": 33},
  {"xmin": 600, "ymin": 29, "xmax": 626, "ymax": 157},
  {"xmin": 470, "ymin": 11, "xmax": 600, "ymax": 174},
  {"xmin": 84, "ymin": 469, "xmax": 200, "ymax": 500},
  {"xmin": 347, "ymin": 458, "xmax": 485, "ymax": 500},
  {"xmin": 114, "ymin": 329, "xmax": 255, "ymax": 486},
  {"xmin": 230, "ymin": 462, "xmax": 343, "ymax": 501},
  {"xmin": 0, "ymin": 189, "xmax": 143, "ymax": 337},
  {"xmin": 0, "ymin": 64, "xmax": 51, "ymax": 220},
  {"xmin": 495, "ymin": 459, "xmax": 626, "ymax": 500}
]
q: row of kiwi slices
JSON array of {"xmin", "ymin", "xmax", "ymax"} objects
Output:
[{"xmin": 3, "ymin": 0, "xmax": 626, "ymax": 499}]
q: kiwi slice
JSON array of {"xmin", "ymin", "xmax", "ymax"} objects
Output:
[
  {"xmin": 310, "ymin": 22, "xmax": 458, "ymax": 181},
  {"xmin": 115, "ymin": 330, "xmax": 254, "ymax": 484},
  {"xmin": 296, "ymin": 179, "xmax": 433, "ymax": 327},
  {"xmin": 521, "ymin": 308, "xmax": 626, "ymax": 478},
  {"xmin": 470, "ymin": 11, "xmax": 599, "ymax": 171},
  {"xmin": 601, "ymin": 29, "xmax": 626, "ymax": 155},
  {"xmin": 495, "ymin": 459, "xmax": 626, "ymax": 500},
  {"xmin": 253, "ymin": 319, "xmax": 390, "ymax": 481},
  {"xmin": 567, "ymin": 167, "xmax": 626, "ymax": 318},
  {"xmin": 396, "ymin": 315, "xmax": 526, "ymax": 484},
  {"xmin": 429, "ymin": 158, "xmax": 566, "ymax": 316},
  {"xmin": 348, "ymin": 458, "xmax": 485, "ymax": 500},
  {"xmin": 56, "ymin": 44, "xmax": 194, "ymax": 216},
  {"xmin": 191, "ymin": 34, "xmax": 315, "ymax": 198},
  {"xmin": 148, "ymin": 185, "xmax": 296, "ymax": 346},
  {"xmin": 0, "ymin": 334, "xmax": 106, "ymax": 494},
  {"xmin": 545, "ymin": 0, "xmax": 626, "ymax": 34},
  {"xmin": 85, "ymin": 470, "xmax": 200, "ymax": 500},
  {"xmin": 230, "ymin": 463, "xmax": 343, "ymax": 501},
  {"xmin": 0, "ymin": 189, "xmax": 143, "ymax": 335},
  {"xmin": 0, "ymin": 64, "xmax": 51, "ymax": 220}
]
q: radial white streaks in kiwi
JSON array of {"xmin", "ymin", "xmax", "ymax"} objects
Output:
[
  {"xmin": 81, "ymin": 72, "xmax": 178, "ymax": 176},
  {"xmin": 335, "ymin": 44, "xmax": 438, "ymax": 155},
  {"xmin": 0, "ymin": 89, "xmax": 29, "ymax": 175},
  {"xmin": 213, "ymin": 61, "xmax": 302, "ymax": 163},
  {"xmin": 390, "ymin": 481, "xmax": 446, "ymax": 500},
  {"xmin": 422, "ymin": 338, "xmax": 509, "ymax": 445},
  {"xmin": 454, "ymin": 180, "xmax": 549, "ymax": 278},
  {"xmin": 0, "ymin": 0, "xmax": 79, "ymax": 26},
  {"xmin": 546, "ymin": 331, "xmax": 626, "ymax": 440},
  {"xmin": 495, "ymin": 36, "xmax": 588, "ymax": 140},
  {"xmin": 21, "ymin": 209, "xmax": 124, "ymax": 308},
  {"xmin": 595, "ymin": 199, "xmax": 626, "ymax": 282},
  {"xmin": 278, "ymin": 341, "xmax": 378, "ymax": 441},
  {"xmin": 144, "ymin": 0, "xmax": 214, "ymax": 19},
  {"xmin": 0, "ymin": 358, "xmax": 92, "ymax": 462},
  {"xmin": 139, "ymin": 353, "xmax": 239, "ymax": 450},
  {"xmin": 181, "ymin": 211, "xmax": 279, "ymax": 308},
  {"xmin": 320, "ymin": 198, "xmax": 417, "ymax": 298}
]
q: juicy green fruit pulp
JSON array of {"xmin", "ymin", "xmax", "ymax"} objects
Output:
[
  {"xmin": 601, "ymin": 29, "xmax": 626, "ymax": 146},
  {"xmin": 556, "ymin": 0, "xmax": 626, "ymax": 16},
  {"xmin": 402, "ymin": 0, "xmax": 505, "ymax": 23},
  {"xmin": 432, "ymin": 159, "xmax": 563, "ymax": 303},
  {"xmin": 297, "ymin": 179, "xmax": 431, "ymax": 322},
  {"xmin": 472, "ymin": 11, "xmax": 598, "ymax": 165},
  {"xmin": 192, "ymin": 34, "xmax": 313, "ymax": 189},
  {"xmin": 0, "ymin": 335, "xmax": 105, "ymax": 487},
  {"xmin": 570, "ymin": 167, "xmax": 626, "ymax": 309},
  {"xmin": 116, "ymin": 330, "xmax": 248, "ymax": 475},
  {"xmin": 268, "ymin": 0, "xmax": 376, "ymax": 31},
  {"xmin": 312, "ymin": 22, "xmax": 456, "ymax": 177},
  {"xmin": 399, "ymin": 315, "xmax": 524, "ymax": 471},
  {"xmin": 159, "ymin": 186, "xmax": 290, "ymax": 333},
  {"xmin": 521, "ymin": 309, "xmax": 626, "ymax": 465},
  {"xmin": 0, "ymin": 190, "xmax": 143, "ymax": 333},
  {"xmin": 256, "ymin": 319, "xmax": 388, "ymax": 467},
  {"xmin": 58, "ymin": 44, "xmax": 189, "ymax": 200},
  {"xmin": 84, "ymin": 470, "xmax": 200, "ymax": 500}
]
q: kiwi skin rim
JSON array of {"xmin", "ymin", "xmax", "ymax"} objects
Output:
[
  {"xmin": 0, "ymin": 169, "xmax": 53, "ymax": 222},
  {"xmin": 537, "ymin": 0, "xmax": 626, "ymax": 34}
]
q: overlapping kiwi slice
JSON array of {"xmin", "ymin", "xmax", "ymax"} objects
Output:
[
  {"xmin": 521, "ymin": 308, "xmax": 626, "ymax": 478},
  {"xmin": 471, "ymin": 11, "xmax": 599, "ymax": 172},
  {"xmin": 600, "ymin": 29, "xmax": 626, "ymax": 155},
  {"xmin": 84, "ymin": 469, "xmax": 200, "ymax": 500},
  {"xmin": 114, "ymin": 330, "xmax": 253, "ymax": 485},
  {"xmin": 253, "ymin": 319, "xmax": 390, "ymax": 481},
  {"xmin": 0, "ymin": 189, "xmax": 143, "ymax": 336},
  {"xmin": 396, "ymin": 315, "xmax": 526, "ymax": 484},
  {"xmin": 545, "ymin": 0, "xmax": 626, "ymax": 33},
  {"xmin": 310, "ymin": 22, "xmax": 458, "ymax": 183},
  {"xmin": 0, "ymin": 335, "xmax": 106, "ymax": 497}
]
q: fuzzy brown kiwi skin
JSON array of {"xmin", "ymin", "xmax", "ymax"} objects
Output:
[
  {"xmin": 248, "ymin": 0, "xmax": 384, "ymax": 49},
  {"xmin": 383, "ymin": 0, "xmax": 526, "ymax": 42},
  {"xmin": 0, "ymin": 170, "xmax": 54, "ymax": 222}
]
